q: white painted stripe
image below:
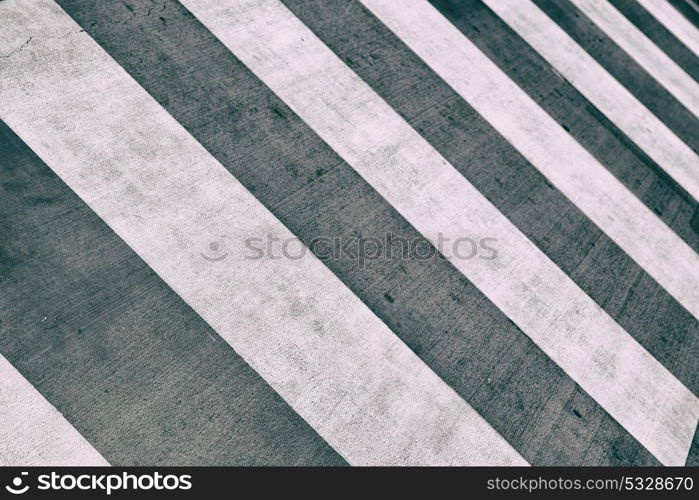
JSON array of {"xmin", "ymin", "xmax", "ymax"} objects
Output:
[
  {"xmin": 482, "ymin": 0, "xmax": 699, "ymax": 203},
  {"xmin": 0, "ymin": 355, "xmax": 109, "ymax": 466},
  {"xmin": 637, "ymin": 0, "xmax": 699, "ymax": 57},
  {"xmin": 571, "ymin": 0, "xmax": 699, "ymax": 118},
  {"xmin": 357, "ymin": 0, "xmax": 699, "ymax": 319},
  {"xmin": 0, "ymin": 0, "xmax": 526, "ymax": 466},
  {"xmin": 179, "ymin": 0, "xmax": 699, "ymax": 465}
]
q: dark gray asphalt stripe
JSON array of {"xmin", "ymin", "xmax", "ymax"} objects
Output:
[
  {"xmin": 0, "ymin": 120, "xmax": 346, "ymax": 466},
  {"xmin": 530, "ymin": 0, "xmax": 699, "ymax": 153},
  {"xmin": 669, "ymin": 0, "xmax": 699, "ymax": 28},
  {"xmin": 688, "ymin": 423, "xmax": 699, "ymax": 465},
  {"xmin": 281, "ymin": 0, "xmax": 698, "ymax": 396},
  {"xmin": 429, "ymin": 0, "xmax": 699, "ymax": 250},
  {"xmin": 53, "ymin": 0, "xmax": 662, "ymax": 465},
  {"xmin": 610, "ymin": 0, "xmax": 699, "ymax": 79}
]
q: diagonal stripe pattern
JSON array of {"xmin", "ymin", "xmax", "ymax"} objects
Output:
[{"xmin": 1, "ymin": 0, "xmax": 697, "ymax": 466}]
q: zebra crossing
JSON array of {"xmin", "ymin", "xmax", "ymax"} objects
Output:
[{"xmin": 1, "ymin": 0, "xmax": 697, "ymax": 466}]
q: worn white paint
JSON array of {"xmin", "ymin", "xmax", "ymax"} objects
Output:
[
  {"xmin": 179, "ymin": 0, "xmax": 699, "ymax": 465},
  {"xmin": 0, "ymin": 0, "xmax": 526, "ymax": 466}
]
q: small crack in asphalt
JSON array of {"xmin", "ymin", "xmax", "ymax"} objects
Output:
[
  {"xmin": 0, "ymin": 36, "xmax": 33, "ymax": 59},
  {"xmin": 0, "ymin": 30, "xmax": 84, "ymax": 59}
]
